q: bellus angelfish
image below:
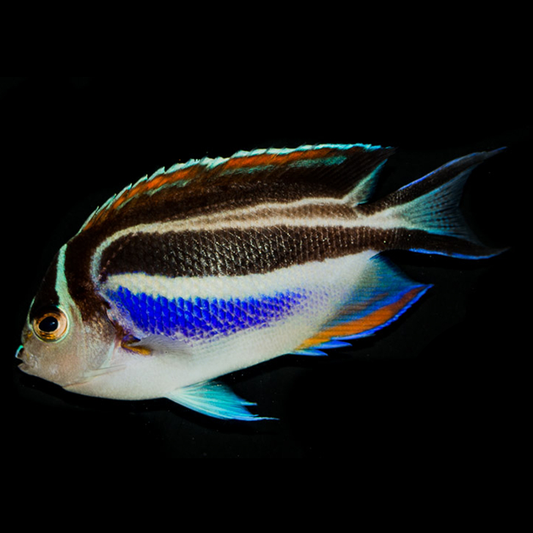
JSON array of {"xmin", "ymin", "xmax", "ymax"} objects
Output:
[{"xmin": 16, "ymin": 144, "xmax": 504, "ymax": 420}]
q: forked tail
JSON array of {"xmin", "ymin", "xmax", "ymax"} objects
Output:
[{"xmin": 360, "ymin": 148, "xmax": 507, "ymax": 259}]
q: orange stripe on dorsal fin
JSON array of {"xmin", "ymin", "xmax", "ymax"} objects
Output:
[
  {"xmin": 79, "ymin": 144, "xmax": 393, "ymax": 233},
  {"xmin": 221, "ymin": 146, "xmax": 338, "ymax": 171},
  {"xmin": 79, "ymin": 157, "xmax": 212, "ymax": 232}
]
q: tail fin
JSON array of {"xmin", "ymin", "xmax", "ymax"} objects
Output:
[{"xmin": 363, "ymin": 148, "xmax": 506, "ymax": 259}]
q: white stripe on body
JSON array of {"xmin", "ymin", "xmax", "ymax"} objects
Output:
[
  {"xmin": 102, "ymin": 251, "xmax": 375, "ymax": 302},
  {"xmin": 102, "ymin": 252, "xmax": 376, "ymax": 347},
  {"xmin": 89, "ymin": 194, "xmax": 403, "ymax": 287},
  {"xmin": 79, "ymin": 252, "xmax": 377, "ymax": 400}
]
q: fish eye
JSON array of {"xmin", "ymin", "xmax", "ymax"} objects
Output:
[{"xmin": 32, "ymin": 307, "xmax": 69, "ymax": 342}]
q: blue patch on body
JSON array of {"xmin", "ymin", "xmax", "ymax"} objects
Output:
[{"xmin": 107, "ymin": 286, "xmax": 306, "ymax": 339}]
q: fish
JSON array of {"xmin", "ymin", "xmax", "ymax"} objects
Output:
[{"xmin": 16, "ymin": 143, "xmax": 505, "ymax": 421}]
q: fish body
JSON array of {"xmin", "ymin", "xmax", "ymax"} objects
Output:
[{"xmin": 17, "ymin": 144, "xmax": 504, "ymax": 420}]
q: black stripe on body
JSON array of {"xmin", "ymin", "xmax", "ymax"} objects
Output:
[
  {"xmin": 98, "ymin": 224, "xmax": 495, "ymax": 281},
  {"xmin": 63, "ymin": 147, "xmax": 501, "ymax": 320},
  {"xmin": 65, "ymin": 145, "xmax": 393, "ymax": 319},
  {"xmin": 98, "ymin": 225, "xmax": 390, "ymax": 280}
]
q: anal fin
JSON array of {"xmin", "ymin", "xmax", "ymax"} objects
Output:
[{"xmin": 295, "ymin": 255, "xmax": 431, "ymax": 352}]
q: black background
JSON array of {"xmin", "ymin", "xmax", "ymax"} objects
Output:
[{"xmin": 4, "ymin": 76, "xmax": 529, "ymax": 458}]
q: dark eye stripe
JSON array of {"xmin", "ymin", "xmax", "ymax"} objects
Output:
[{"xmin": 29, "ymin": 252, "xmax": 60, "ymax": 322}]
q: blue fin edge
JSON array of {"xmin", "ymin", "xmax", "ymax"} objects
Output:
[
  {"xmin": 291, "ymin": 340, "xmax": 353, "ymax": 356},
  {"xmin": 331, "ymin": 283, "xmax": 433, "ymax": 341}
]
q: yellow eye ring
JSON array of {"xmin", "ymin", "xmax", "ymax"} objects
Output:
[{"xmin": 32, "ymin": 307, "xmax": 69, "ymax": 342}]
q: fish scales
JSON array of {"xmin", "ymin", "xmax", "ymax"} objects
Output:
[
  {"xmin": 99, "ymin": 225, "xmax": 376, "ymax": 279},
  {"xmin": 16, "ymin": 144, "xmax": 505, "ymax": 420}
]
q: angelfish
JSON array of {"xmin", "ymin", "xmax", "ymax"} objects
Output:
[{"xmin": 16, "ymin": 144, "xmax": 504, "ymax": 420}]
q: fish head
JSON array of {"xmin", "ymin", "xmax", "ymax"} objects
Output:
[{"xmin": 16, "ymin": 246, "xmax": 118, "ymax": 390}]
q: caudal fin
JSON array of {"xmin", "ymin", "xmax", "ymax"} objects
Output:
[{"xmin": 363, "ymin": 148, "xmax": 507, "ymax": 259}]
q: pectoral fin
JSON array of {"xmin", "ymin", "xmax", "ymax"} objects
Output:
[{"xmin": 122, "ymin": 334, "xmax": 191, "ymax": 357}]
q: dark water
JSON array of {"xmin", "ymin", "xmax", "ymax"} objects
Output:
[{"xmin": 5, "ymin": 77, "xmax": 528, "ymax": 458}]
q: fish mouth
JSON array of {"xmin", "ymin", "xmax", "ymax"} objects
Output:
[
  {"xmin": 15, "ymin": 346, "xmax": 46, "ymax": 379},
  {"xmin": 15, "ymin": 345, "xmax": 33, "ymax": 373},
  {"xmin": 15, "ymin": 344, "xmax": 126, "ymax": 389},
  {"xmin": 17, "ymin": 362, "xmax": 31, "ymax": 373},
  {"xmin": 15, "ymin": 344, "xmax": 25, "ymax": 360}
]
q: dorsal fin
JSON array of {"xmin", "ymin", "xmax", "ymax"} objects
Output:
[{"xmin": 79, "ymin": 143, "xmax": 394, "ymax": 233}]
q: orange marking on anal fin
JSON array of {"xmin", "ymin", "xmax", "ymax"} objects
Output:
[{"xmin": 295, "ymin": 286, "xmax": 426, "ymax": 351}]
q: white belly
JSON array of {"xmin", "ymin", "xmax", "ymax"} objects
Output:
[{"xmin": 67, "ymin": 251, "xmax": 376, "ymax": 400}]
